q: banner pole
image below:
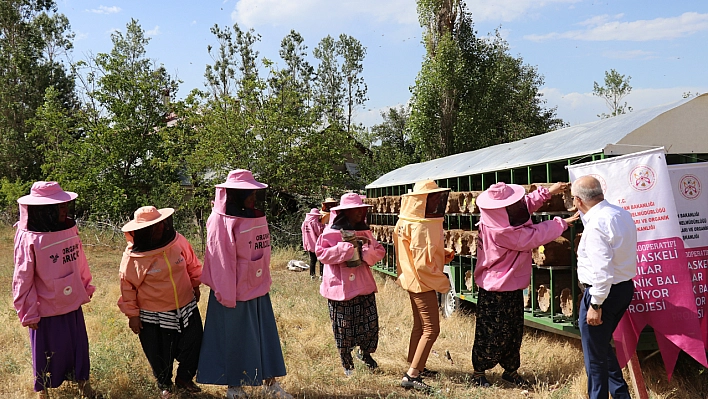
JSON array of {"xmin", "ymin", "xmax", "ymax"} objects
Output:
[{"xmin": 627, "ymin": 352, "xmax": 649, "ymax": 399}]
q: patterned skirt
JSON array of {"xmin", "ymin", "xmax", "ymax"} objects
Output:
[
  {"xmin": 471, "ymin": 288, "xmax": 524, "ymax": 373},
  {"xmin": 327, "ymin": 293, "xmax": 379, "ymax": 354}
]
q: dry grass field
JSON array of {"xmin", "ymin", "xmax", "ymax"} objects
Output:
[{"xmin": 1, "ymin": 225, "xmax": 707, "ymax": 398}]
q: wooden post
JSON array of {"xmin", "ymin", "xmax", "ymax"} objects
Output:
[{"xmin": 627, "ymin": 352, "xmax": 649, "ymax": 399}]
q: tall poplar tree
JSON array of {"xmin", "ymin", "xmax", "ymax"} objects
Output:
[
  {"xmin": 313, "ymin": 34, "xmax": 368, "ymax": 133},
  {"xmin": 410, "ymin": 0, "xmax": 563, "ymax": 160}
]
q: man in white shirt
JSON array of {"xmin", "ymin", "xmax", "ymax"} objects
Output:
[{"xmin": 573, "ymin": 175, "xmax": 637, "ymax": 399}]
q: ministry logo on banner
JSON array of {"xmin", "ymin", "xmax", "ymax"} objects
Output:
[
  {"xmin": 669, "ymin": 162, "xmax": 708, "ymax": 351},
  {"xmin": 568, "ymin": 148, "xmax": 707, "ymax": 379}
]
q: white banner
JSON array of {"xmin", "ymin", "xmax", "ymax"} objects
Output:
[{"xmin": 668, "ymin": 162, "xmax": 708, "ymax": 348}]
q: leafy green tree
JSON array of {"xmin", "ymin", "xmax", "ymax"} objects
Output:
[
  {"xmin": 35, "ymin": 12, "xmax": 74, "ymax": 64},
  {"xmin": 312, "ymin": 34, "xmax": 368, "ymax": 133},
  {"xmin": 29, "ymin": 86, "xmax": 76, "ymax": 177},
  {"xmin": 279, "ymin": 30, "xmax": 314, "ymax": 97},
  {"xmin": 44, "ymin": 19, "xmax": 180, "ymax": 219},
  {"xmin": 313, "ymin": 35, "xmax": 344, "ymax": 127},
  {"xmin": 355, "ymin": 106, "xmax": 418, "ymax": 184},
  {"xmin": 177, "ymin": 25, "xmax": 358, "ymax": 245},
  {"xmin": 410, "ymin": 0, "xmax": 562, "ymax": 160},
  {"xmin": 0, "ymin": 0, "xmax": 76, "ymax": 181},
  {"xmin": 337, "ymin": 34, "xmax": 367, "ymax": 133},
  {"xmin": 593, "ymin": 69, "xmax": 632, "ymax": 118},
  {"xmin": 182, "ymin": 25, "xmax": 354, "ymax": 201}
]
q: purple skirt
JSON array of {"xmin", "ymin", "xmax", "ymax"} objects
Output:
[{"xmin": 29, "ymin": 307, "xmax": 90, "ymax": 392}]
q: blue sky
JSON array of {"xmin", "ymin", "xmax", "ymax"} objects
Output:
[{"xmin": 58, "ymin": 0, "xmax": 708, "ymax": 128}]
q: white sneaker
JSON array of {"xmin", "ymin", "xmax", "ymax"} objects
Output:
[
  {"xmin": 227, "ymin": 386, "xmax": 248, "ymax": 399},
  {"xmin": 344, "ymin": 368, "xmax": 354, "ymax": 377},
  {"xmin": 262, "ymin": 382, "xmax": 293, "ymax": 399}
]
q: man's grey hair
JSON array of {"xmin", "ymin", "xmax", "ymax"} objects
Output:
[{"xmin": 572, "ymin": 177, "xmax": 604, "ymax": 201}]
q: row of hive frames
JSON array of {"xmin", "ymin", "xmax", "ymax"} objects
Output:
[{"xmin": 364, "ymin": 183, "xmax": 575, "ymax": 214}]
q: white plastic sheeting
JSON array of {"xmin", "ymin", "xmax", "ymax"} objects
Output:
[{"xmin": 367, "ymin": 94, "xmax": 708, "ymax": 189}]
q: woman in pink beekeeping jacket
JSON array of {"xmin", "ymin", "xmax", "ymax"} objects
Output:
[
  {"xmin": 197, "ymin": 169, "xmax": 293, "ymax": 399},
  {"xmin": 471, "ymin": 182, "xmax": 578, "ymax": 387},
  {"xmin": 301, "ymin": 207, "xmax": 324, "ymax": 279},
  {"xmin": 12, "ymin": 182, "xmax": 101, "ymax": 399},
  {"xmin": 316, "ymin": 193, "xmax": 386, "ymax": 376}
]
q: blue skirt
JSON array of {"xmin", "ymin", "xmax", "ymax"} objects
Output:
[
  {"xmin": 196, "ymin": 291, "xmax": 287, "ymax": 386},
  {"xmin": 29, "ymin": 307, "xmax": 90, "ymax": 392}
]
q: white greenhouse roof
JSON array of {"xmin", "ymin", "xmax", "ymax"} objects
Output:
[{"xmin": 366, "ymin": 94, "xmax": 708, "ymax": 189}]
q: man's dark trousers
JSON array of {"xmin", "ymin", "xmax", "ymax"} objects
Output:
[{"xmin": 579, "ymin": 279, "xmax": 634, "ymax": 399}]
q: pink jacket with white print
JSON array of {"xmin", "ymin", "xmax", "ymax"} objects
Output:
[
  {"xmin": 201, "ymin": 187, "xmax": 272, "ymax": 308},
  {"xmin": 13, "ymin": 211, "xmax": 95, "ymax": 327},
  {"xmin": 474, "ymin": 187, "xmax": 567, "ymax": 292},
  {"xmin": 316, "ymin": 226, "xmax": 385, "ymax": 301}
]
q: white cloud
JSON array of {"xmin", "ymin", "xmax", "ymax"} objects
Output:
[
  {"xmin": 602, "ymin": 49, "xmax": 656, "ymax": 60},
  {"xmin": 146, "ymin": 26, "xmax": 161, "ymax": 37},
  {"xmin": 466, "ymin": 0, "xmax": 581, "ymax": 22},
  {"xmin": 232, "ymin": 0, "xmax": 417, "ymax": 28},
  {"xmin": 541, "ymin": 86, "xmax": 708, "ymax": 126},
  {"xmin": 191, "ymin": 20, "xmax": 197, "ymax": 25},
  {"xmin": 86, "ymin": 5, "xmax": 121, "ymax": 15},
  {"xmin": 526, "ymin": 12, "xmax": 708, "ymax": 42},
  {"xmin": 74, "ymin": 31, "xmax": 89, "ymax": 41},
  {"xmin": 107, "ymin": 27, "xmax": 121, "ymax": 35},
  {"xmin": 576, "ymin": 14, "xmax": 623, "ymax": 27}
]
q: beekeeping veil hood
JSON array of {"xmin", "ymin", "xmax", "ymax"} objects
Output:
[
  {"xmin": 17, "ymin": 181, "xmax": 78, "ymax": 232},
  {"xmin": 213, "ymin": 169, "xmax": 267, "ymax": 217},
  {"xmin": 400, "ymin": 180, "xmax": 450, "ymax": 219}
]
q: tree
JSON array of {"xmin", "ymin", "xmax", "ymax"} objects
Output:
[
  {"xmin": 312, "ymin": 34, "xmax": 368, "ymax": 132},
  {"xmin": 279, "ymin": 30, "xmax": 314, "ymax": 97},
  {"xmin": 355, "ymin": 106, "xmax": 419, "ymax": 184},
  {"xmin": 182, "ymin": 25, "xmax": 355, "ymax": 201},
  {"xmin": 44, "ymin": 19, "xmax": 180, "ymax": 219},
  {"xmin": 29, "ymin": 86, "xmax": 76, "ymax": 178},
  {"xmin": 593, "ymin": 69, "xmax": 632, "ymax": 119},
  {"xmin": 313, "ymin": 35, "xmax": 344, "ymax": 127},
  {"xmin": 0, "ymin": 0, "xmax": 76, "ymax": 181},
  {"xmin": 177, "ymin": 25, "xmax": 358, "ymax": 246},
  {"xmin": 410, "ymin": 0, "xmax": 563, "ymax": 160},
  {"xmin": 337, "ymin": 34, "xmax": 367, "ymax": 133}
]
